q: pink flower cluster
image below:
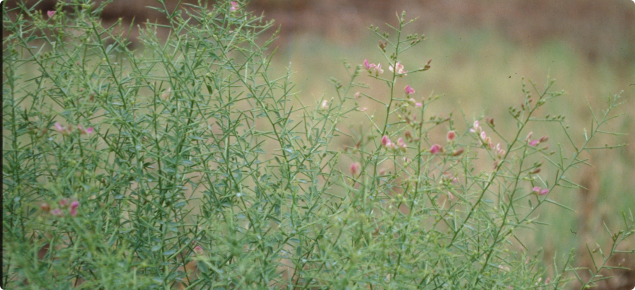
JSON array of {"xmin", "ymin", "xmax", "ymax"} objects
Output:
[
  {"xmin": 525, "ymin": 132, "xmax": 549, "ymax": 147},
  {"xmin": 47, "ymin": 199, "xmax": 79, "ymax": 217},
  {"xmin": 389, "ymin": 62, "xmax": 407, "ymax": 76},
  {"xmin": 230, "ymin": 1, "xmax": 239, "ymax": 11},
  {"xmin": 54, "ymin": 123, "xmax": 94, "ymax": 135},
  {"xmin": 363, "ymin": 59, "xmax": 384, "ymax": 76},
  {"xmin": 381, "ymin": 135, "xmax": 408, "ymax": 152},
  {"xmin": 470, "ymin": 121, "xmax": 506, "ymax": 157}
]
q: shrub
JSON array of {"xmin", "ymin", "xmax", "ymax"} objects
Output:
[{"xmin": 3, "ymin": 0, "xmax": 633, "ymax": 289}]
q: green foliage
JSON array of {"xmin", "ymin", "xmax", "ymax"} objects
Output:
[{"xmin": 3, "ymin": 0, "xmax": 633, "ymax": 289}]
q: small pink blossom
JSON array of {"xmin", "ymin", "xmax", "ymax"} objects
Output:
[
  {"xmin": 373, "ymin": 63, "xmax": 384, "ymax": 75},
  {"xmin": 77, "ymin": 124, "xmax": 94, "ymax": 135},
  {"xmin": 397, "ymin": 138, "xmax": 407, "ymax": 151},
  {"xmin": 354, "ymin": 92, "xmax": 361, "ymax": 99},
  {"xmin": 429, "ymin": 144, "xmax": 442, "ymax": 154},
  {"xmin": 70, "ymin": 201, "xmax": 79, "ymax": 217},
  {"xmin": 358, "ymin": 107, "xmax": 367, "ymax": 112},
  {"xmin": 495, "ymin": 143, "xmax": 506, "ymax": 158},
  {"xmin": 389, "ymin": 62, "xmax": 407, "ymax": 75},
  {"xmin": 529, "ymin": 140, "xmax": 539, "ymax": 147},
  {"xmin": 532, "ymin": 187, "xmax": 549, "ymax": 195},
  {"xmin": 320, "ymin": 100, "xmax": 329, "ymax": 110},
  {"xmin": 47, "ymin": 11, "xmax": 55, "ymax": 18},
  {"xmin": 415, "ymin": 102, "xmax": 422, "ymax": 107},
  {"xmin": 350, "ymin": 162, "xmax": 361, "ymax": 176},
  {"xmin": 230, "ymin": 1, "xmax": 239, "ymax": 11},
  {"xmin": 526, "ymin": 131, "xmax": 533, "ymax": 141},
  {"xmin": 381, "ymin": 135, "xmax": 392, "ymax": 148},
  {"xmin": 363, "ymin": 59, "xmax": 372, "ymax": 70},
  {"xmin": 59, "ymin": 199, "xmax": 68, "ymax": 207},
  {"xmin": 194, "ymin": 245, "xmax": 204, "ymax": 254},
  {"xmin": 404, "ymin": 85, "xmax": 415, "ymax": 95},
  {"xmin": 51, "ymin": 208, "xmax": 63, "ymax": 216},
  {"xmin": 54, "ymin": 123, "xmax": 64, "ymax": 132},
  {"xmin": 447, "ymin": 131, "xmax": 456, "ymax": 141},
  {"xmin": 469, "ymin": 121, "xmax": 481, "ymax": 133}
]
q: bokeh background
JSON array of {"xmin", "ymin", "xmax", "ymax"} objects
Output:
[{"xmin": 4, "ymin": 0, "xmax": 635, "ymax": 288}]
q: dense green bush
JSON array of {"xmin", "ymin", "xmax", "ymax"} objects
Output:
[{"xmin": 3, "ymin": 0, "xmax": 633, "ymax": 289}]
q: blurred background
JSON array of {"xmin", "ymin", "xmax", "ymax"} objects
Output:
[{"xmin": 5, "ymin": 0, "xmax": 635, "ymax": 288}]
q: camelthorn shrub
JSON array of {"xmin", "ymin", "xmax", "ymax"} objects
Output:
[{"xmin": 3, "ymin": 0, "xmax": 633, "ymax": 289}]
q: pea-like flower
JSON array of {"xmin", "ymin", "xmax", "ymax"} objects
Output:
[{"xmin": 404, "ymin": 85, "xmax": 415, "ymax": 95}]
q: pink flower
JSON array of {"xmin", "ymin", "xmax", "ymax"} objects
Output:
[
  {"xmin": 373, "ymin": 63, "xmax": 384, "ymax": 75},
  {"xmin": 529, "ymin": 140, "xmax": 539, "ymax": 147},
  {"xmin": 447, "ymin": 131, "xmax": 456, "ymax": 141},
  {"xmin": 363, "ymin": 59, "xmax": 372, "ymax": 70},
  {"xmin": 415, "ymin": 102, "xmax": 422, "ymax": 107},
  {"xmin": 404, "ymin": 85, "xmax": 415, "ymax": 95},
  {"xmin": 47, "ymin": 10, "xmax": 55, "ymax": 18},
  {"xmin": 381, "ymin": 135, "xmax": 392, "ymax": 148},
  {"xmin": 51, "ymin": 209, "xmax": 63, "ymax": 216},
  {"xmin": 70, "ymin": 201, "xmax": 79, "ymax": 217},
  {"xmin": 532, "ymin": 187, "xmax": 549, "ymax": 195},
  {"xmin": 59, "ymin": 199, "xmax": 68, "ymax": 207},
  {"xmin": 354, "ymin": 92, "xmax": 361, "ymax": 99},
  {"xmin": 397, "ymin": 138, "xmax": 407, "ymax": 151},
  {"xmin": 54, "ymin": 123, "xmax": 64, "ymax": 132},
  {"xmin": 77, "ymin": 124, "xmax": 94, "ymax": 135},
  {"xmin": 469, "ymin": 121, "xmax": 481, "ymax": 133},
  {"xmin": 194, "ymin": 245, "xmax": 204, "ymax": 254},
  {"xmin": 350, "ymin": 162, "xmax": 361, "ymax": 176},
  {"xmin": 495, "ymin": 143, "xmax": 506, "ymax": 158},
  {"xmin": 389, "ymin": 62, "xmax": 407, "ymax": 75},
  {"xmin": 363, "ymin": 60, "xmax": 383, "ymax": 75},
  {"xmin": 429, "ymin": 144, "xmax": 442, "ymax": 154},
  {"xmin": 230, "ymin": 1, "xmax": 239, "ymax": 11},
  {"xmin": 320, "ymin": 100, "xmax": 329, "ymax": 110}
]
